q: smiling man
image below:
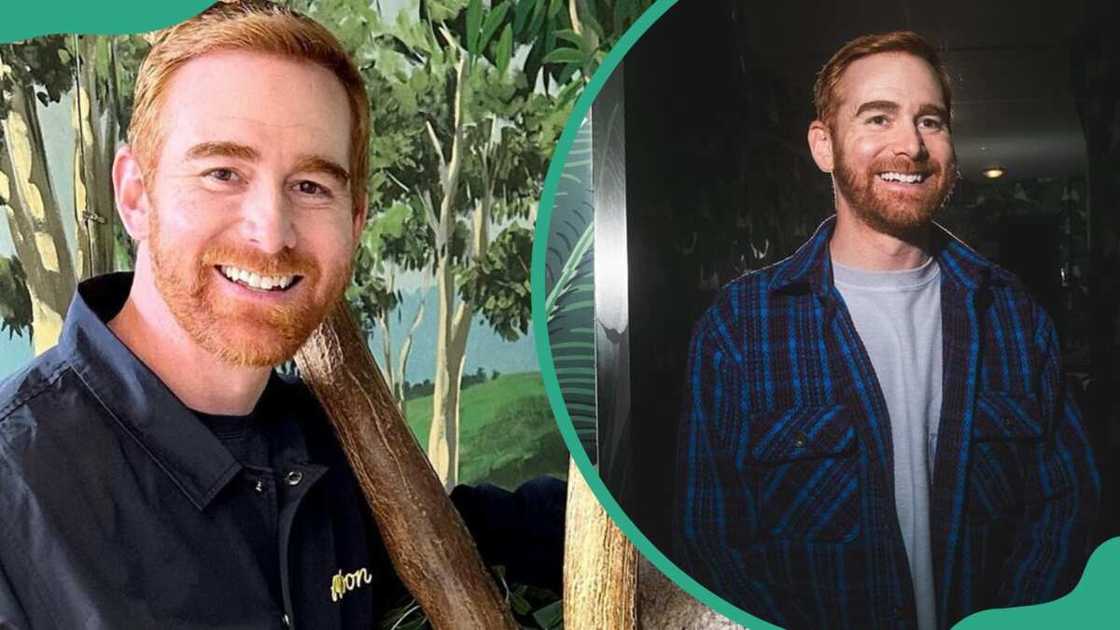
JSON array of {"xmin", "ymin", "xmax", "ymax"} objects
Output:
[
  {"xmin": 0, "ymin": 2, "xmax": 562, "ymax": 628},
  {"xmin": 674, "ymin": 32, "xmax": 1100, "ymax": 630}
]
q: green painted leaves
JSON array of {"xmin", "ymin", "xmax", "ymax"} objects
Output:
[{"xmin": 544, "ymin": 117, "xmax": 596, "ymax": 461}]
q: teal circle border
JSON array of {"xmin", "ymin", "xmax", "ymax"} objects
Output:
[
  {"xmin": 0, "ymin": 1, "xmax": 211, "ymax": 40},
  {"xmin": 529, "ymin": 1, "xmax": 1120, "ymax": 628},
  {"xmin": 528, "ymin": 0, "xmax": 778, "ymax": 626}
]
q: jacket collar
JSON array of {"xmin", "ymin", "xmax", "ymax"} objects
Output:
[
  {"xmin": 767, "ymin": 215, "xmax": 1001, "ymax": 297},
  {"xmin": 59, "ymin": 273, "xmax": 246, "ymax": 511}
]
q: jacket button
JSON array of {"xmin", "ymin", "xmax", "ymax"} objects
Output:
[
  {"xmin": 281, "ymin": 613, "xmax": 291, "ymax": 628},
  {"xmin": 285, "ymin": 470, "xmax": 304, "ymax": 486},
  {"xmin": 793, "ymin": 431, "xmax": 808, "ymax": 448}
]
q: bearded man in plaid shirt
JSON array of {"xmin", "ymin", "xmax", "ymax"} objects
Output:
[{"xmin": 675, "ymin": 31, "xmax": 1101, "ymax": 630}]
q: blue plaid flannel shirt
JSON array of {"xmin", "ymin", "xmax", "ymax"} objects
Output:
[{"xmin": 674, "ymin": 216, "xmax": 1101, "ymax": 629}]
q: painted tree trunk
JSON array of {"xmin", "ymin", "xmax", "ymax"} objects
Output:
[
  {"xmin": 563, "ymin": 459, "xmax": 638, "ymax": 629},
  {"xmin": 428, "ymin": 251, "xmax": 468, "ymax": 491},
  {"xmin": 376, "ymin": 310, "xmax": 395, "ymax": 406},
  {"xmin": 428, "ymin": 182, "xmax": 489, "ymax": 492},
  {"xmin": 394, "ymin": 293, "xmax": 425, "ymax": 418},
  {"xmin": 0, "ymin": 55, "xmax": 76, "ymax": 354},
  {"xmin": 294, "ymin": 301, "xmax": 518, "ymax": 630},
  {"xmin": 372, "ymin": 267, "xmax": 426, "ymax": 420},
  {"xmin": 72, "ymin": 35, "xmax": 119, "ymax": 279},
  {"xmin": 424, "ymin": 56, "xmax": 467, "ymax": 491}
]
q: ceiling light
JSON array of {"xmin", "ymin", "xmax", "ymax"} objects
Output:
[{"xmin": 981, "ymin": 167, "xmax": 1005, "ymax": 179}]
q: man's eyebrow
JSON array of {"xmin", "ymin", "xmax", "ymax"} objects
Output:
[
  {"xmin": 854, "ymin": 100, "xmax": 900, "ymax": 117},
  {"xmin": 853, "ymin": 100, "xmax": 949, "ymax": 122},
  {"xmin": 917, "ymin": 103, "xmax": 949, "ymax": 120},
  {"xmin": 185, "ymin": 141, "xmax": 259, "ymax": 161},
  {"xmin": 294, "ymin": 155, "xmax": 350, "ymax": 184}
]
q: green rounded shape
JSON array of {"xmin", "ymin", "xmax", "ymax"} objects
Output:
[
  {"xmin": 955, "ymin": 539, "xmax": 1120, "ymax": 628},
  {"xmin": 0, "ymin": 1, "xmax": 210, "ymax": 41},
  {"xmin": 529, "ymin": 1, "xmax": 1120, "ymax": 628}
]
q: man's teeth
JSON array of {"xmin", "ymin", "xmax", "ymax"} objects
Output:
[
  {"xmin": 219, "ymin": 265, "xmax": 295, "ymax": 290},
  {"xmin": 879, "ymin": 171, "xmax": 925, "ymax": 183}
]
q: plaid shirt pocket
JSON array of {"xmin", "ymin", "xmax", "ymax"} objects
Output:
[
  {"xmin": 748, "ymin": 403, "xmax": 861, "ymax": 543},
  {"xmin": 968, "ymin": 391, "xmax": 1072, "ymax": 523}
]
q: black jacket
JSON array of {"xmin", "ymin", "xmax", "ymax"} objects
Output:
[{"xmin": 0, "ymin": 273, "xmax": 564, "ymax": 629}]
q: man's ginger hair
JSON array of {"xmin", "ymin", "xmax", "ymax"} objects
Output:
[
  {"xmin": 813, "ymin": 30, "xmax": 952, "ymax": 128},
  {"xmin": 128, "ymin": 0, "xmax": 369, "ymax": 214}
]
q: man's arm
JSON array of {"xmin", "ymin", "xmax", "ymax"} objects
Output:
[
  {"xmin": 995, "ymin": 309, "xmax": 1102, "ymax": 605},
  {"xmin": 671, "ymin": 303, "xmax": 780, "ymax": 621}
]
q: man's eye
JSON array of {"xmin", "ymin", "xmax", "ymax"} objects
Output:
[
  {"xmin": 919, "ymin": 117, "xmax": 945, "ymax": 131},
  {"xmin": 204, "ymin": 168, "xmax": 238, "ymax": 182},
  {"xmin": 867, "ymin": 115, "xmax": 889, "ymax": 126},
  {"xmin": 295, "ymin": 180, "xmax": 331, "ymax": 197}
]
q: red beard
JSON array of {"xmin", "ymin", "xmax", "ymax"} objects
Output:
[
  {"xmin": 833, "ymin": 148, "xmax": 957, "ymax": 238},
  {"xmin": 148, "ymin": 210, "xmax": 349, "ymax": 367}
]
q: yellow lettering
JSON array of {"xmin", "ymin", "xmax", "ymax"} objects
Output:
[
  {"xmin": 328, "ymin": 567, "xmax": 374, "ymax": 603},
  {"xmin": 330, "ymin": 573, "xmax": 344, "ymax": 602}
]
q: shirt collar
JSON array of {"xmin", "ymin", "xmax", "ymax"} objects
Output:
[
  {"xmin": 767, "ymin": 214, "xmax": 1000, "ymax": 297},
  {"xmin": 58, "ymin": 272, "xmax": 242, "ymax": 511}
]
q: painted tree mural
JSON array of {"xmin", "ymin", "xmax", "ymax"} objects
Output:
[
  {"xmin": 0, "ymin": 34, "xmax": 146, "ymax": 354},
  {"xmin": 0, "ymin": 38, "xmax": 78, "ymax": 355},
  {"xmin": 285, "ymin": 0, "xmax": 650, "ymax": 489}
]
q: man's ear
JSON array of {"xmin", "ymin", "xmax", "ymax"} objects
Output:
[
  {"xmin": 808, "ymin": 120, "xmax": 835, "ymax": 173},
  {"xmin": 112, "ymin": 145, "xmax": 153, "ymax": 240}
]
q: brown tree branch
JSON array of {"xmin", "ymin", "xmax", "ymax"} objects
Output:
[{"xmin": 294, "ymin": 302, "xmax": 518, "ymax": 630}]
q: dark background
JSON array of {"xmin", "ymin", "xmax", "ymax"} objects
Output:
[{"xmin": 614, "ymin": 0, "xmax": 1120, "ymax": 557}]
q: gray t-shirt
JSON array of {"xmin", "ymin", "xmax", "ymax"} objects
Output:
[{"xmin": 833, "ymin": 256, "xmax": 942, "ymax": 630}]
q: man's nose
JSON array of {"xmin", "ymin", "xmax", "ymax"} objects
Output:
[
  {"xmin": 892, "ymin": 122, "xmax": 929, "ymax": 161},
  {"xmin": 240, "ymin": 183, "xmax": 297, "ymax": 254}
]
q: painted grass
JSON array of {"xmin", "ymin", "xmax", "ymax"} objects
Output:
[{"xmin": 405, "ymin": 372, "xmax": 569, "ymax": 488}]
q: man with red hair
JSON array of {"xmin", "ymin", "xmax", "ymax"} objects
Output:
[
  {"xmin": 0, "ymin": 2, "xmax": 562, "ymax": 627},
  {"xmin": 676, "ymin": 31, "xmax": 1099, "ymax": 629}
]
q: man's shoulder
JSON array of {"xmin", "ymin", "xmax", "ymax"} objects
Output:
[
  {"xmin": 0, "ymin": 345, "xmax": 72, "ymax": 429},
  {"xmin": 696, "ymin": 259, "xmax": 795, "ymax": 330},
  {"xmin": 0, "ymin": 346, "xmax": 101, "ymax": 490},
  {"xmin": 723, "ymin": 260, "xmax": 788, "ymax": 295}
]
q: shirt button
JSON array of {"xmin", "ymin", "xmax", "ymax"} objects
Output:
[
  {"xmin": 793, "ymin": 431, "xmax": 808, "ymax": 448},
  {"xmin": 253, "ymin": 479, "xmax": 264, "ymax": 494},
  {"xmin": 285, "ymin": 470, "xmax": 304, "ymax": 486}
]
